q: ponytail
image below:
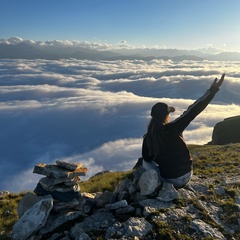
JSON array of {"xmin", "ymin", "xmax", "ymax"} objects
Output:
[{"xmin": 145, "ymin": 117, "xmax": 166, "ymax": 157}]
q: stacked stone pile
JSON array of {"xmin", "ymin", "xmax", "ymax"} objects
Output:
[
  {"xmin": 33, "ymin": 160, "xmax": 88, "ymax": 202},
  {"xmin": 11, "ymin": 163, "xmax": 240, "ymax": 240}
]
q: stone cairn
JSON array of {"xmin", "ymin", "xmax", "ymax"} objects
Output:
[
  {"xmin": 11, "ymin": 160, "xmax": 240, "ymax": 240},
  {"xmin": 33, "ymin": 160, "xmax": 88, "ymax": 202}
]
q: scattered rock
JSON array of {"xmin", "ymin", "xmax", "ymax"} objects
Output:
[
  {"xmin": 123, "ymin": 217, "xmax": 152, "ymax": 238},
  {"xmin": 157, "ymin": 182, "xmax": 179, "ymax": 202},
  {"xmin": 223, "ymin": 176, "xmax": 240, "ymax": 185},
  {"xmin": 11, "ymin": 161, "xmax": 240, "ymax": 240},
  {"xmin": 191, "ymin": 219, "xmax": 226, "ymax": 240}
]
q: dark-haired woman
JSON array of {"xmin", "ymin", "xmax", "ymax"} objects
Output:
[{"xmin": 142, "ymin": 74, "xmax": 225, "ymax": 189}]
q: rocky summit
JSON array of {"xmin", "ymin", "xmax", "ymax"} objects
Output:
[
  {"xmin": 210, "ymin": 115, "xmax": 240, "ymax": 145},
  {"xmin": 11, "ymin": 160, "xmax": 240, "ymax": 240}
]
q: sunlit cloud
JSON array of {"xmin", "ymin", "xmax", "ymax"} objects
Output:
[{"xmin": 0, "ymin": 58, "xmax": 239, "ymax": 192}]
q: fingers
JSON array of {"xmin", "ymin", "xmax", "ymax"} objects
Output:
[
  {"xmin": 218, "ymin": 73, "xmax": 225, "ymax": 84},
  {"xmin": 212, "ymin": 74, "xmax": 225, "ymax": 88},
  {"xmin": 220, "ymin": 73, "xmax": 225, "ymax": 81}
]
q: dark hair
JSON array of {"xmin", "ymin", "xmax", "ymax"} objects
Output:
[{"xmin": 145, "ymin": 116, "xmax": 167, "ymax": 157}]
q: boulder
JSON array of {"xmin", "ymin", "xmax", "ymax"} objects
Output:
[
  {"xmin": 138, "ymin": 169, "xmax": 160, "ymax": 195},
  {"xmin": 12, "ymin": 198, "xmax": 53, "ymax": 240},
  {"xmin": 17, "ymin": 192, "xmax": 52, "ymax": 218},
  {"xmin": 210, "ymin": 115, "xmax": 240, "ymax": 145}
]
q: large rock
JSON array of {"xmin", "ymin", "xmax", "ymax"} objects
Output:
[
  {"xmin": 138, "ymin": 169, "xmax": 160, "ymax": 195},
  {"xmin": 17, "ymin": 192, "xmax": 52, "ymax": 218},
  {"xmin": 12, "ymin": 198, "xmax": 53, "ymax": 240},
  {"xmin": 210, "ymin": 115, "xmax": 240, "ymax": 145}
]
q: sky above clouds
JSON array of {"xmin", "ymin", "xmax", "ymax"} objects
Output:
[
  {"xmin": 0, "ymin": 58, "xmax": 240, "ymax": 192},
  {"xmin": 1, "ymin": 0, "xmax": 240, "ymax": 51}
]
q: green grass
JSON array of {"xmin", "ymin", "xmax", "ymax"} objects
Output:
[
  {"xmin": 0, "ymin": 192, "xmax": 26, "ymax": 239},
  {"xmin": 1, "ymin": 143, "xmax": 240, "ymax": 239},
  {"xmin": 79, "ymin": 170, "xmax": 134, "ymax": 193},
  {"xmin": 189, "ymin": 144, "xmax": 240, "ymax": 177}
]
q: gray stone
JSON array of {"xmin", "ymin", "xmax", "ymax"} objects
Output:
[
  {"xmin": 33, "ymin": 163, "xmax": 87, "ymax": 178},
  {"xmin": 132, "ymin": 166, "xmax": 146, "ymax": 184},
  {"xmin": 123, "ymin": 217, "xmax": 152, "ymax": 238},
  {"xmin": 17, "ymin": 192, "xmax": 52, "ymax": 218},
  {"xmin": 187, "ymin": 183, "xmax": 209, "ymax": 194},
  {"xmin": 139, "ymin": 198, "xmax": 175, "ymax": 211},
  {"xmin": 70, "ymin": 226, "xmax": 91, "ymax": 240},
  {"xmin": 73, "ymin": 210, "xmax": 116, "ymax": 233},
  {"xmin": 48, "ymin": 232, "xmax": 65, "ymax": 240},
  {"xmin": 95, "ymin": 191, "xmax": 116, "ymax": 208},
  {"xmin": 182, "ymin": 204, "xmax": 201, "ymax": 219},
  {"xmin": 105, "ymin": 221, "xmax": 124, "ymax": 239},
  {"xmin": 115, "ymin": 205, "xmax": 135, "ymax": 214},
  {"xmin": 12, "ymin": 198, "xmax": 53, "ymax": 240},
  {"xmin": 178, "ymin": 188, "xmax": 197, "ymax": 200},
  {"xmin": 56, "ymin": 160, "xmax": 83, "ymax": 171},
  {"xmin": 39, "ymin": 177, "xmax": 77, "ymax": 189},
  {"xmin": 214, "ymin": 185, "xmax": 226, "ymax": 195},
  {"xmin": 39, "ymin": 211, "xmax": 86, "ymax": 236},
  {"xmin": 114, "ymin": 179, "xmax": 137, "ymax": 195},
  {"xmin": 143, "ymin": 206, "xmax": 160, "ymax": 217},
  {"xmin": 166, "ymin": 208, "xmax": 187, "ymax": 220},
  {"xmin": 223, "ymin": 176, "xmax": 240, "ymax": 185},
  {"xmin": 199, "ymin": 200, "xmax": 235, "ymax": 235},
  {"xmin": 105, "ymin": 200, "xmax": 128, "ymax": 210},
  {"xmin": 191, "ymin": 219, "xmax": 226, "ymax": 240},
  {"xmin": 39, "ymin": 178, "xmax": 80, "ymax": 192},
  {"xmin": 157, "ymin": 182, "xmax": 179, "ymax": 202},
  {"xmin": 53, "ymin": 198, "xmax": 79, "ymax": 212},
  {"xmin": 138, "ymin": 169, "xmax": 160, "ymax": 195}
]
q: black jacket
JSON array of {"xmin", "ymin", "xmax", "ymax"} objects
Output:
[{"xmin": 142, "ymin": 85, "xmax": 219, "ymax": 178}]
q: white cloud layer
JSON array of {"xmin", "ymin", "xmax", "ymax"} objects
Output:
[{"xmin": 0, "ymin": 58, "xmax": 239, "ymax": 192}]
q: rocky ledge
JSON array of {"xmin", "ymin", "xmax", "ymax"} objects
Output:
[{"xmin": 11, "ymin": 161, "xmax": 240, "ymax": 240}]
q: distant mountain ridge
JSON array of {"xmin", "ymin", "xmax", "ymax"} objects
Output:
[{"xmin": 1, "ymin": 37, "xmax": 240, "ymax": 61}]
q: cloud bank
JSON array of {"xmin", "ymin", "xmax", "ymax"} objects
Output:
[{"xmin": 0, "ymin": 58, "xmax": 239, "ymax": 192}]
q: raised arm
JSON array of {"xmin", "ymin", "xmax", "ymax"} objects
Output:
[{"xmin": 172, "ymin": 74, "xmax": 225, "ymax": 133}]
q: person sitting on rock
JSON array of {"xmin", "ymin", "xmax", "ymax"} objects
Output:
[{"xmin": 142, "ymin": 74, "xmax": 225, "ymax": 189}]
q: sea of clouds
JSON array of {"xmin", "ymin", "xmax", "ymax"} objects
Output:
[{"xmin": 0, "ymin": 58, "xmax": 239, "ymax": 192}]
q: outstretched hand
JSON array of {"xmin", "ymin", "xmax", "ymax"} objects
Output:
[{"xmin": 212, "ymin": 73, "xmax": 225, "ymax": 88}]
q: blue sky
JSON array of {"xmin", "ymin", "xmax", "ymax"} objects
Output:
[{"xmin": 1, "ymin": 0, "xmax": 240, "ymax": 50}]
